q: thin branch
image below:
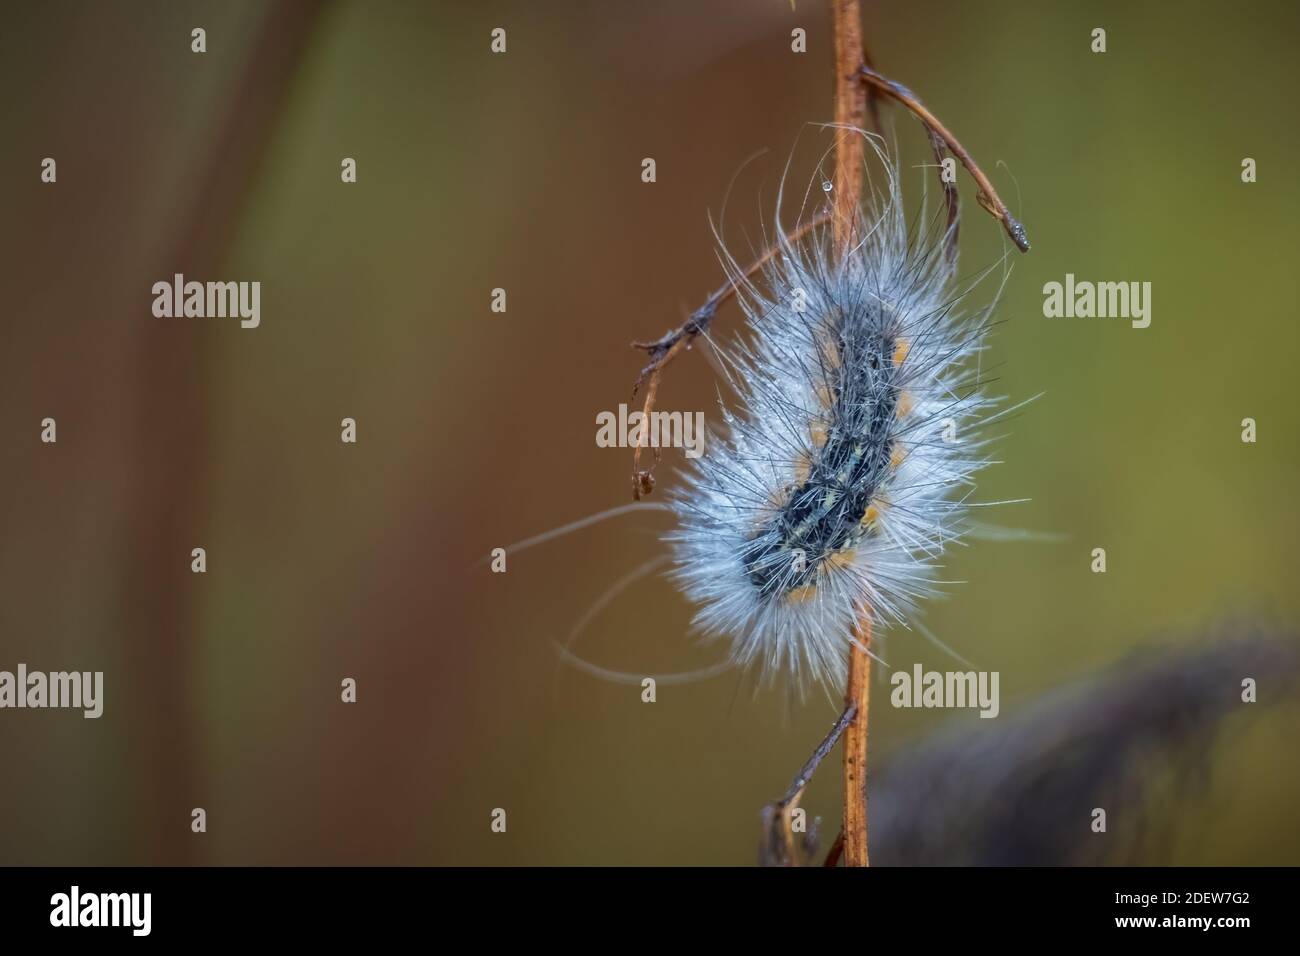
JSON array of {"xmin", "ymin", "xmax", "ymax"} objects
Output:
[
  {"xmin": 925, "ymin": 125, "xmax": 961, "ymax": 264},
  {"xmin": 760, "ymin": 703, "xmax": 857, "ymax": 866},
  {"xmin": 858, "ymin": 64, "xmax": 1030, "ymax": 252},
  {"xmin": 627, "ymin": 209, "xmax": 830, "ymax": 499},
  {"xmin": 781, "ymin": 702, "xmax": 858, "ymax": 806},
  {"xmin": 831, "ymin": 0, "xmax": 867, "ymax": 253},
  {"xmin": 823, "ymin": 831, "xmax": 845, "ymax": 867},
  {"xmin": 832, "ymin": 0, "xmax": 873, "ymax": 870}
]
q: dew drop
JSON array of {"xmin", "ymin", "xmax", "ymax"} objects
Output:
[{"xmin": 821, "ymin": 180, "xmax": 834, "ymax": 193}]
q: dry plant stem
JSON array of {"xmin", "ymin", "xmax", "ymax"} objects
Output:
[
  {"xmin": 830, "ymin": 16, "xmax": 1030, "ymax": 869},
  {"xmin": 780, "ymin": 703, "xmax": 858, "ymax": 806},
  {"xmin": 832, "ymin": 0, "xmax": 867, "ymax": 248},
  {"xmin": 858, "ymin": 64, "xmax": 1030, "ymax": 252},
  {"xmin": 842, "ymin": 620, "xmax": 872, "ymax": 865},
  {"xmin": 764, "ymin": 703, "xmax": 858, "ymax": 865},
  {"xmin": 628, "ymin": 209, "xmax": 830, "ymax": 498},
  {"xmin": 832, "ymin": 0, "xmax": 873, "ymax": 870},
  {"xmin": 823, "ymin": 830, "xmax": 845, "ymax": 867}
]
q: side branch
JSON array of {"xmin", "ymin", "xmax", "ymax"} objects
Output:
[
  {"xmin": 759, "ymin": 703, "xmax": 858, "ymax": 867},
  {"xmin": 858, "ymin": 64, "xmax": 1030, "ymax": 252},
  {"xmin": 627, "ymin": 209, "xmax": 830, "ymax": 499}
]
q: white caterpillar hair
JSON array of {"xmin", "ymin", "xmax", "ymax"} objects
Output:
[{"xmin": 666, "ymin": 142, "xmax": 1006, "ymax": 692}]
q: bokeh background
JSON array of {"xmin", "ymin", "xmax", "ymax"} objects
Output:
[{"xmin": 1, "ymin": 0, "xmax": 1297, "ymax": 865}]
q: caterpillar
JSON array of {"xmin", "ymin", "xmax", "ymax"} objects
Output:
[
  {"xmin": 665, "ymin": 148, "xmax": 1007, "ymax": 693},
  {"xmin": 500, "ymin": 140, "xmax": 1017, "ymax": 697}
]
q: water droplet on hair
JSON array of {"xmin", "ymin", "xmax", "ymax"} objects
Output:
[{"xmin": 821, "ymin": 180, "xmax": 834, "ymax": 193}]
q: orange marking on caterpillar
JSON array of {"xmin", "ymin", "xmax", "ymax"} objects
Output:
[
  {"xmin": 791, "ymin": 453, "xmax": 811, "ymax": 485},
  {"xmin": 823, "ymin": 549, "xmax": 857, "ymax": 570},
  {"xmin": 784, "ymin": 584, "xmax": 818, "ymax": 605},
  {"xmin": 861, "ymin": 497, "xmax": 887, "ymax": 528},
  {"xmin": 893, "ymin": 338, "xmax": 911, "ymax": 366}
]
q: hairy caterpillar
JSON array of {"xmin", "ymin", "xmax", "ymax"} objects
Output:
[
  {"xmin": 505, "ymin": 138, "xmax": 1018, "ymax": 696},
  {"xmin": 665, "ymin": 144, "xmax": 1009, "ymax": 692}
]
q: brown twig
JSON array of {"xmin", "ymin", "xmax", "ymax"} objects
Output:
[
  {"xmin": 858, "ymin": 64, "xmax": 1030, "ymax": 252},
  {"xmin": 860, "ymin": 42, "xmax": 961, "ymax": 263},
  {"xmin": 781, "ymin": 702, "xmax": 858, "ymax": 806},
  {"xmin": 832, "ymin": 0, "xmax": 873, "ymax": 870},
  {"xmin": 760, "ymin": 703, "xmax": 857, "ymax": 867},
  {"xmin": 925, "ymin": 125, "xmax": 962, "ymax": 264},
  {"xmin": 831, "ymin": 1, "xmax": 867, "ymax": 252},
  {"xmin": 823, "ymin": 830, "xmax": 845, "ymax": 867},
  {"xmin": 842, "ymin": 619, "xmax": 873, "ymax": 865},
  {"xmin": 628, "ymin": 209, "xmax": 830, "ymax": 498}
]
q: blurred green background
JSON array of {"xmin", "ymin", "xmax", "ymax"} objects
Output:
[{"xmin": 0, "ymin": 0, "xmax": 1296, "ymax": 865}]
